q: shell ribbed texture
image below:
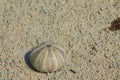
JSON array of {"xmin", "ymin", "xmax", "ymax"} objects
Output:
[{"xmin": 30, "ymin": 43, "xmax": 66, "ymax": 73}]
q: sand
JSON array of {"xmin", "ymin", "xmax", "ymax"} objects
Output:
[{"xmin": 0, "ymin": 0, "xmax": 120, "ymax": 80}]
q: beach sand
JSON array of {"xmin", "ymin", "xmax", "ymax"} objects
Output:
[{"xmin": 0, "ymin": 0, "xmax": 120, "ymax": 80}]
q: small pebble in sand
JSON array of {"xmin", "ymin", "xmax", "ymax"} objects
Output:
[
  {"xmin": 103, "ymin": 17, "xmax": 120, "ymax": 31},
  {"xmin": 109, "ymin": 17, "xmax": 120, "ymax": 31}
]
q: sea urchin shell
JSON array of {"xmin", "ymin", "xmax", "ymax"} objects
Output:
[{"xmin": 30, "ymin": 42, "xmax": 67, "ymax": 73}]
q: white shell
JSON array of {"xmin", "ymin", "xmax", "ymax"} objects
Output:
[{"xmin": 30, "ymin": 43, "xmax": 67, "ymax": 73}]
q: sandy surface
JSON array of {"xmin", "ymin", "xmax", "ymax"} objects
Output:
[{"xmin": 0, "ymin": 0, "xmax": 120, "ymax": 80}]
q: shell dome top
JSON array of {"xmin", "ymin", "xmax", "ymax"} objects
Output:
[{"xmin": 30, "ymin": 42, "xmax": 67, "ymax": 73}]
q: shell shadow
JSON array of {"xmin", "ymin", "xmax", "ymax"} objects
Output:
[{"xmin": 24, "ymin": 50, "xmax": 39, "ymax": 72}]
